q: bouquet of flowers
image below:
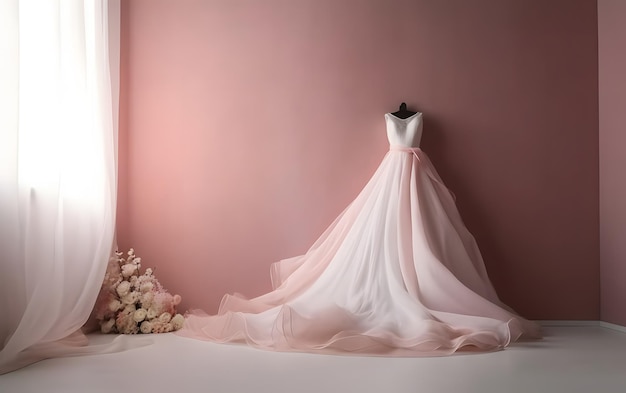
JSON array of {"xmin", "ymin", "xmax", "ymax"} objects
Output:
[{"xmin": 94, "ymin": 248, "xmax": 185, "ymax": 334}]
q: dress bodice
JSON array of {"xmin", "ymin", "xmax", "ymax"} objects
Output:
[{"xmin": 385, "ymin": 112, "xmax": 423, "ymax": 148}]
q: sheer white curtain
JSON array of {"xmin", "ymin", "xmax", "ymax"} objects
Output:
[{"xmin": 0, "ymin": 0, "xmax": 144, "ymax": 374}]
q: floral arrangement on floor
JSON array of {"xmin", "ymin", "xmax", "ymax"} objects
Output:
[{"xmin": 93, "ymin": 248, "xmax": 185, "ymax": 334}]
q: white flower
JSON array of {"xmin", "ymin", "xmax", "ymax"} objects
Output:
[
  {"xmin": 140, "ymin": 320, "xmax": 153, "ymax": 334},
  {"xmin": 133, "ymin": 308, "xmax": 148, "ymax": 323},
  {"xmin": 171, "ymin": 314, "xmax": 185, "ymax": 330},
  {"xmin": 116, "ymin": 281, "xmax": 131, "ymax": 297},
  {"xmin": 100, "ymin": 319, "xmax": 115, "ymax": 334},
  {"xmin": 145, "ymin": 268, "xmax": 153, "ymax": 276},
  {"xmin": 121, "ymin": 263, "xmax": 137, "ymax": 278},
  {"xmin": 121, "ymin": 304, "xmax": 136, "ymax": 316},
  {"xmin": 158, "ymin": 312, "xmax": 172, "ymax": 323},
  {"xmin": 172, "ymin": 294, "xmax": 182, "ymax": 306},
  {"xmin": 140, "ymin": 282, "xmax": 154, "ymax": 293},
  {"xmin": 108, "ymin": 299, "xmax": 122, "ymax": 312},
  {"xmin": 147, "ymin": 307, "xmax": 159, "ymax": 320},
  {"xmin": 122, "ymin": 291, "xmax": 140, "ymax": 305},
  {"xmin": 140, "ymin": 292, "xmax": 154, "ymax": 308}
]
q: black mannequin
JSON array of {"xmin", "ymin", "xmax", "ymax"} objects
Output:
[{"xmin": 391, "ymin": 102, "xmax": 417, "ymax": 119}]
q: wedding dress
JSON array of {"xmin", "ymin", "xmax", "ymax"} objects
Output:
[{"xmin": 178, "ymin": 111, "xmax": 540, "ymax": 355}]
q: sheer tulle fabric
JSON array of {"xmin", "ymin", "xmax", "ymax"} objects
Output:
[
  {"xmin": 0, "ymin": 1, "xmax": 150, "ymax": 374},
  {"xmin": 179, "ymin": 147, "xmax": 540, "ymax": 355}
]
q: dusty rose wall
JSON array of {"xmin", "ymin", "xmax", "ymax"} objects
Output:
[
  {"xmin": 118, "ymin": 0, "xmax": 599, "ymax": 319},
  {"xmin": 599, "ymin": 0, "xmax": 626, "ymax": 327}
]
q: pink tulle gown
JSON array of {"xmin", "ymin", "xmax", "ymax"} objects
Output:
[{"xmin": 177, "ymin": 112, "xmax": 541, "ymax": 355}]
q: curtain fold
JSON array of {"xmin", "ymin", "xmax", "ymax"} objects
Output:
[{"xmin": 0, "ymin": 0, "xmax": 147, "ymax": 374}]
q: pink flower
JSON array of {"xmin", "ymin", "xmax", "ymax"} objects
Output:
[
  {"xmin": 116, "ymin": 313, "xmax": 138, "ymax": 334},
  {"xmin": 153, "ymin": 292, "xmax": 176, "ymax": 315}
]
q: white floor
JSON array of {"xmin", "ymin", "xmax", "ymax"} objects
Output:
[{"xmin": 1, "ymin": 325, "xmax": 625, "ymax": 393}]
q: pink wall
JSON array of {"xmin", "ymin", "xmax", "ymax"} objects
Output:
[
  {"xmin": 118, "ymin": 0, "xmax": 599, "ymax": 319},
  {"xmin": 599, "ymin": 0, "xmax": 626, "ymax": 327}
]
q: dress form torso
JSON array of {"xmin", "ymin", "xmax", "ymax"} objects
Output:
[{"xmin": 385, "ymin": 112, "xmax": 423, "ymax": 148}]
